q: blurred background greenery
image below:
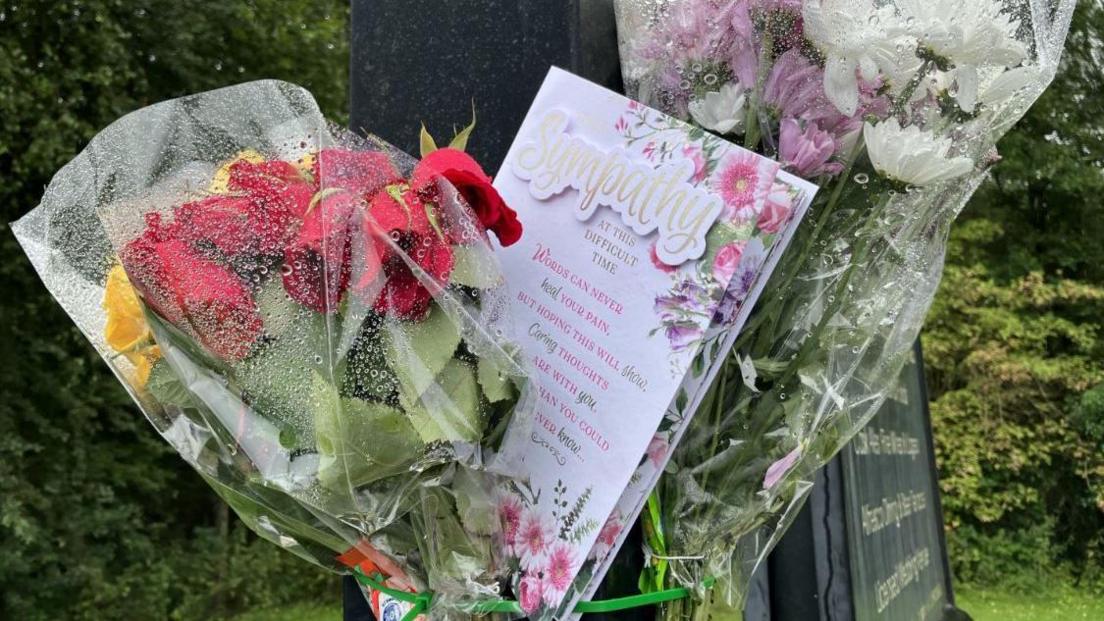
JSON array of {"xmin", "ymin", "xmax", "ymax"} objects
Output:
[
  {"xmin": 0, "ymin": 2, "xmax": 348, "ymax": 619},
  {"xmin": 0, "ymin": 1, "xmax": 1101, "ymax": 620}
]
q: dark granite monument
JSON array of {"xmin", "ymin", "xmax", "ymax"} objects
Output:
[{"xmin": 768, "ymin": 342, "xmax": 968, "ymax": 621}]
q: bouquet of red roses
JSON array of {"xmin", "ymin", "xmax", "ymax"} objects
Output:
[{"xmin": 14, "ymin": 80, "xmax": 532, "ymax": 616}]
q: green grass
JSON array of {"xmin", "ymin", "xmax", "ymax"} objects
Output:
[
  {"xmin": 231, "ymin": 602, "xmax": 341, "ymax": 621},
  {"xmin": 957, "ymin": 585, "xmax": 1104, "ymax": 621}
]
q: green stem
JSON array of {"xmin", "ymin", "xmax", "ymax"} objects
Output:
[
  {"xmin": 695, "ymin": 360, "xmax": 730, "ymax": 505},
  {"xmin": 774, "ymin": 192, "xmax": 894, "ymax": 390},
  {"xmin": 733, "ymin": 140, "xmax": 868, "ymax": 353},
  {"xmin": 743, "ymin": 26, "xmax": 774, "ymax": 150},
  {"xmin": 892, "ymin": 59, "xmax": 936, "ymax": 118}
]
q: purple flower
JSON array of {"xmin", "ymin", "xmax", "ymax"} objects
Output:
[
  {"xmin": 639, "ymin": 1, "xmax": 759, "ymax": 118},
  {"xmin": 764, "ymin": 50, "xmax": 829, "ymax": 120},
  {"xmin": 665, "ymin": 321, "xmax": 705, "ymax": 352},
  {"xmin": 654, "ymin": 279, "xmax": 710, "ymax": 317},
  {"xmin": 764, "ymin": 49, "xmax": 891, "ymax": 159},
  {"xmin": 779, "ymin": 118, "xmax": 843, "ymax": 178},
  {"xmin": 655, "ymin": 278, "xmax": 713, "ymax": 351},
  {"xmin": 714, "ymin": 237, "xmax": 767, "ymax": 323},
  {"xmin": 764, "ymin": 447, "xmax": 802, "ymax": 490},
  {"xmin": 726, "ymin": 1, "xmax": 759, "ymax": 88}
]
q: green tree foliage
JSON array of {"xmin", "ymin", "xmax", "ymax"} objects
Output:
[
  {"xmin": 0, "ymin": 2, "xmax": 349, "ymax": 619},
  {"xmin": 924, "ymin": 2, "xmax": 1104, "ymax": 590}
]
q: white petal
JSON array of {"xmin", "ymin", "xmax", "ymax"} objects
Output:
[
  {"xmin": 979, "ymin": 66, "xmax": 1041, "ymax": 107},
  {"xmin": 954, "ymin": 66, "xmax": 979, "ymax": 114},
  {"xmin": 937, "ymin": 157, "xmax": 976, "ymax": 182},
  {"xmin": 688, "ymin": 100, "xmax": 715, "ymax": 129},
  {"xmin": 858, "ymin": 55, "xmax": 879, "ymax": 82},
  {"xmin": 713, "ymin": 119, "xmax": 741, "ymax": 135},
  {"xmin": 824, "ymin": 55, "xmax": 860, "ymax": 116}
]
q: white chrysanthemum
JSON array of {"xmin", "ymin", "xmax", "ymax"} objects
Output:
[
  {"xmin": 863, "ymin": 119, "xmax": 974, "ymax": 186},
  {"xmin": 897, "ymin": 0, "xmax": 1029, "ymax": 112},
  {"xmin": 978, "ymin": 65, "xmax": 1043, "ymax": 108},
  {"xmin": 688, "ymin": 82, "xmax": 747, "ymax": 135},
  {"xmin": 803, "ymin": 0, "xmax": 922, "ymax": 116}
]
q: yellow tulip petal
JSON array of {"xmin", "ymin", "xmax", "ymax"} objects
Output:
[
  {"xmin": 209, "ymin": 149, "xmax": 266, "ymax": 194},
  {"xmin": 126, "ymin": 345, "xmax": 162, "ymax": 387},
  {"xmin": 103, "ymin": 264, "xmax": 151, "ymax": 353}
]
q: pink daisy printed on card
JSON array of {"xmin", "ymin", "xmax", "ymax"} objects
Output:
[
  {"xmin": 712, "ymin": 150, "xmax": 779, "ymax": 223},
  {"xmin": 541, "ymin": 542, "xmax": 578, "ymax": 605},
  {"xmin": 517, "ymin": 510, "xmax": 556, "ymax": 570},
  {"xmin": 497, "ymin": 493, "xmax": 523, "ymax": 555}
]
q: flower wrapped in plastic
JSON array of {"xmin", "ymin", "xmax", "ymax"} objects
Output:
[
  {"xmin": 12, "ymin": 80, "xmax": 532, "ymax": 617},
  {"xmin": 611, "ymin": 0, "xmax": 1075, "ymax": 617}
]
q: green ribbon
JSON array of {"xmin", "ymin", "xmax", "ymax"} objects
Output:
[{"xmin": 352, "ymin": 568, "xmax": 715, "ymax": 620}]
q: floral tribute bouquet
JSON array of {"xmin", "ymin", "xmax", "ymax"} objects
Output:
[
  {"xmin": 13, "ymin": 80, "xmax": 532, "ymax": 618},
  {"xmin": 609, "ymin": 0, "xmax": 1076, "ymax": 617}
]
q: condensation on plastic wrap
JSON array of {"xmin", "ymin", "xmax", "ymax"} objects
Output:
[
  {"xmin": 13, "ymin": 79, "xmax": 534, "ymax": 618},
  {"xmin": 612, "ymin": 1, "xmax": 1076, "ymax": 617}
]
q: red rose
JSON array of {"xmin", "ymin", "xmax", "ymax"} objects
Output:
[
  {"xmin": 312, "ymin": 148, "xmax": 403, "ymax": 196},
  {"xmin": 121, "ymin": 214, "xmax": 262, "ymax": 361},
  {"xmin": 358, "ymin": 186, "xmax": 453, "ymax": 320},
  {"xmin": 173, "ymin": 161, "xmax": 316, "ymax": 259},
  {"xmin": 411, "ymin": 148, "xmax": 522, "ymax": 247},
  {"xmin": 228, "ymin": 160, "xmax": 316, "ymax": 254},
  {"xmin": 228, "ymin": 159, "xmax": 310, "ymax": 194},
  {"xmin": 173, "ymin": 196, "xmax": 257, "ymax": 257},
  {"xmin": 281, "ymin": 190, "xmax": 363, "ymax": 314}
]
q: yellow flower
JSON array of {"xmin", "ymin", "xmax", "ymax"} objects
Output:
[
  {"xmin": 102, "ymin": 264, "xmax": 161, "ymax": 386},
  {"xmin": 208, "ymin": 149, "xmax": 265, "ymax": 194},
  {"xmin": 295, "ymin": 151, "xmax": 316, "ymax": 175},
  {"xmin": 103, "ymin": 264, "xmax": 150, "ymax": 353},
  {"xmin": 125, "ymin": 346, "xmax": 162, "ymax": 387}
]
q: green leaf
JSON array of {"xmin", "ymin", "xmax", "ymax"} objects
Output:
[
  {"xmin": 419, "ymin": 123, "xmax": 438, "ymax": 158},
  {"xmin": 255, "ymin": 276, "xmax": 300, "ymax": 338},
  {"xmin": 234, "ymin": 312, "xmax": 330, "ymax": 449},
  {"xmin": 477, "ymin": 354, "xmax": 513, "ymax": 403},
  {"xmin": 342, "ymin": 322, "xmax": 401, "ymax": 402},
  {"xmin": 451, "ymin": 466, "xmax": 496, "ymax": 536},
  {"xmin": 385, "ymin": 303, "xmax": 462, "ymax": 402},
  {"xmin": 410, "ymin": 486, "xmax": 490, "ymax": 584},
  {"xmin": 405, "ymin": 359, "xmax": 483, "ymax": 444},
  {"xmin": 313, "ymin": 372, "xmax": 422, "ymax": 491},
  {"xmin": 450, "ymin": 245, "xmax": 503, "ymax": 289},
  {"xmin": 145, "ymin": 359, "xmax": 195, "ymax": 408},
  {"xmin": 448, "ymin": 101, "xmax": 477, "ymax": 152}
]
